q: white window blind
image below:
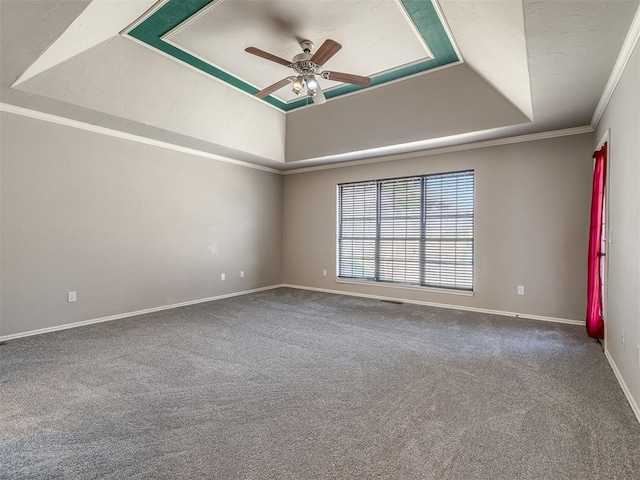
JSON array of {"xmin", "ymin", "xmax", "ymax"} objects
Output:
[{"xmin": 338, "ymin": 170, "xmax": 474, "ymax": 291}]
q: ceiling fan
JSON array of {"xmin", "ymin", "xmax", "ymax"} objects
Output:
[{"xmin": 245, "ymin": 39, "xmax": 372, "ymax": 105}]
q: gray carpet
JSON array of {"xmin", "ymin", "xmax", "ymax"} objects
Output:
[{"xmin": 1, "ymin": 288, "xmax": 639, "ymax": 479}]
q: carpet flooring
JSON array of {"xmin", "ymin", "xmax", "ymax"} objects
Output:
[{"xmin": 1, "ymin": 287, "xmax": 639, "ymax": 479}]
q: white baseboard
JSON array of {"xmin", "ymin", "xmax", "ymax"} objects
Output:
[
  {"xmin": 281, "ymin": 283, "xmax": 584, "ymax": 326},
  {"xmin": 605, "ymin": 349, "xmax": 640, "ymax": 424},
  {"xmin": 2, "ymin": 283, "xmax": 584, "ymax": 342},
  {"xmin": 0, "ymin": 284, "xmax": 283, "ymax": 342},
  {"xmin": 285, "ymin": 284, "xmax": 639, "ymax": 424},
  {"xmin": 6, "ymin": 283, "xmax": 634, "ymax": 424}
]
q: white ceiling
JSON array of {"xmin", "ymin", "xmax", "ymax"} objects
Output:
[
  {"xmin": 165, "ymin": 0, "xmax": 432, "ymax": 103},
  {"xmin": 1, "ymin": 0, "xmax": 639, "ymax": 169},
  {"xmin": 439, "ymin": 0, "xmax": 533, "ymax": 120},
  {"xmin": 15, "ymin": 0, "xmax": 156, "ymax": 86}
]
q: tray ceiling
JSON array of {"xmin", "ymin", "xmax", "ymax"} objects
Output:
[
  {"xmin": 124, "ymin": 0, "xmax": 459, "ymax": 111},
  {"xmin": 4, "ymin": 0, "xmax": 638, "ymax": 168}
]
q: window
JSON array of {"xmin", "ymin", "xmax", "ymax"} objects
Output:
[{"xmin": 337, "ymin": 170, "xmax": 474, "ymax": 291}]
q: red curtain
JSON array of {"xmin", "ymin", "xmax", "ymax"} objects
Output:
[{"xmin": 586, "ymin": 143, "xmax": 607, "ymax": 339}]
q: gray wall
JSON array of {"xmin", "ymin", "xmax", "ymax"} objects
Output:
[
  {"xmin": 283, "ymin": 133, "xmax": 594, "ymax": 321},
  {"xmin": 285, "ymin": 64, "xmax": 529, "ymax": 162},
  {"xmin": 595, "ymin": 39, "xmax": 640, "ymax": 412},
  {"xmin": 0, "ymin": 112, "xmax": 283, "ymax": 337}
]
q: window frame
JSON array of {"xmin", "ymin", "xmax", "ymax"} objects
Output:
[{"xmin": 337, "ymin": 170, "xmax": 475, "ymax": 293}]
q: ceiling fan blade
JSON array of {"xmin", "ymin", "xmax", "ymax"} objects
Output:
[
  {"xmin": 310, "ymin": 39, "xmax": 342, "ymax": 66},
  {"xmin": 323, "ymin": 71, "xmax": 371, "ymax": 87},
  {"xmin": 311, "ymin": 84, "xmax": 326, "ymax": 105},
  {"xmin": 245, "ymin": 47, "xmax": 291, "ymax": 67},
  {"xmin": 256, "ymin": 77, "xmax": 293, "ymax": 98}
]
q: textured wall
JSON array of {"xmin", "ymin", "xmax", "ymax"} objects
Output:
[
  {"xmin": 0, "ymin": 112, "xmax": 283, "ymax": 337},
  {"xmin": 285, "ymin": 64, "xmax": 529, "ymax": 162},
  {"xmin": 0, "ymin": 1, "xmax": 286, "ymax": 166},
  {"xmin": 439, "ymin": 0, "xmax": 532, "ymax": 119},
  {"xmin": 595, "ymin": 39, "xmax": 640, "ymax": 414},
  {"xmin": 283, "ymin": 133, "xmax": 594, "ymax": 321}
]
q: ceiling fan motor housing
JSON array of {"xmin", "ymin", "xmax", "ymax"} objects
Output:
[
  {"xmin": 292, "ymin": 57, "xmax": 320, "ymax": 75},
  {"xmin": 299, "ymin": 40, "xmax": 314, "ymax": 53}
]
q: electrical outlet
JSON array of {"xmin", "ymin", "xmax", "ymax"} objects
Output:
[
  {"xmin": 240, "ymin": 271, "xmax": 245, "ymax": 278},
  {"xmin": 621, "ymin": 329, "xmax": 626, "ymax": 347},
  {"xmin": 322, "ymin": 269, "xmax": 327, "ymax": 277},
  {"xmin": 220, "ymin": 273, "xmax": 225, "ymax": 281},
  {"xmin": 517, "ymin": 286, "xmax": 525, "ymax": 295},
  {"xmin": 67, "ymin": 291, "xmax": 77, "ymax": 303}
]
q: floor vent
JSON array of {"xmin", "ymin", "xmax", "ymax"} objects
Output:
[
  {"xmin": 0, "ymin": 342, "xmax": 7, "ymax": 346},
  {"xmin": 380, "ymin": 300, "xmax": 404, "ymax": 305}
]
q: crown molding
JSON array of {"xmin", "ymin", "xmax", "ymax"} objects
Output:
[
  {"xmin": 282, "ymin": 125, "xmax": 594, "ymax": 175},
  {"xmin": 0, "ymin": 103, "xmax": 282, "ymax": 174},
  {"xmin": 2, "ymin": 104, "xmax": 596, "ymax": 176},
  {"xmin": 591, "ymin": 4, "xmax": 640, "ymax": 128}
]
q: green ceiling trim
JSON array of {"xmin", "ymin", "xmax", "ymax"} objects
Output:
[
  {"xmin": 127, "ymin": 0, "xmax": 459, "ymax": 112},
  {"xmin": 129, "ymin": 0, "xmax": 285, "ymax": 109}
]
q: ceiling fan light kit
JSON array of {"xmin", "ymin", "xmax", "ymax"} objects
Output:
[
  {"xmin": 245, "ymin": 39, "xmax": 372, "ymax": 105},
  {"xmin": 292, "ymin": 76, "xmax": 305, "ymax": 95},
  {"xmin": 305, "ymin": 75, "xmax": 318, "ymax": 91}
]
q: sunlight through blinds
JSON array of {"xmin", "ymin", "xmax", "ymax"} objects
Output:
[{"xmin": 338, "ymin": 171, "xmax": 474, "ymax": 291}]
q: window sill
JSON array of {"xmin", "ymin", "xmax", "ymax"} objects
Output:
[{"xmin": 335, "ymin": 279, "xmax": 474, "ymax": 297}]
